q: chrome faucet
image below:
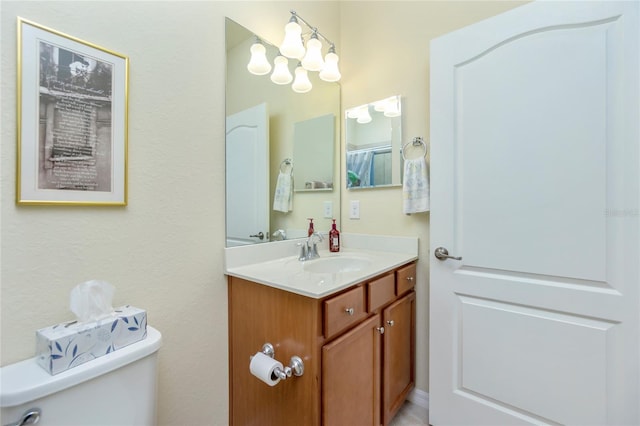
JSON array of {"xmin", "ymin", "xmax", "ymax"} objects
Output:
[
  {"xmin": 298, "ymin": 232, "xmax": 324, "ymax": 261},
  {"xmin": 272, "ymin": 229, "xmax": 287, "ymax": 241}
]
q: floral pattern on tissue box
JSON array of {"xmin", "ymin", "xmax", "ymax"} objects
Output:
[{"xmin": 36, "ymin": 305, "xmax": 147, "ymax": 375}]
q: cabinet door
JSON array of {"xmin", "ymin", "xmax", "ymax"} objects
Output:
[
  {"xmin": 382, "ymin": 291, "xmax": 416, "ymax": 425},
  {"xmin": 322, "ymin": 314, "xmax": 382, "ymax": 426}
]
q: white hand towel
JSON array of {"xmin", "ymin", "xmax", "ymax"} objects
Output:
[
  {"xmin": 403, "ymin": 157, "xmax": 430, "ymax": 214},
  {"xmin": 273, "ymin": 171, "xmax": 293, "ymax": 213}
]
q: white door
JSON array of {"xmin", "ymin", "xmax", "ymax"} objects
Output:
[
  {"xmin": 226, "ymin": 103, "xmax": 269, "ymax": 246},
  {"xmin": 430, "ymin": 1, "xmax": 639, "ymax": 425}
]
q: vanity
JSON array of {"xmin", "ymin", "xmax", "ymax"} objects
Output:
[
  {"xmin": 225, "ymin": 236, "xmax": 418, "ymax": 425},
  {"xmin": 225, "ymin": 15, "xmax": 419, "ymax": 425}
]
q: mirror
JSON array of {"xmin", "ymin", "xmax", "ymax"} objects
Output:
[
  {"xmin": 345, "ymin": 96, "xmax": 402, "ymax": 189},
  {"xmin": 293, "ymin": 114, "xmax": 335, "ymax": 191},
  {"xmin": 225, "ymin": 18, "xmax": 341, "ymax": 247}
]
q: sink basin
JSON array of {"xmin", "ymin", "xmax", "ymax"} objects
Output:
[{"xmin": 303, "ymin": 256, "xmax": 372, "ymax": 274}]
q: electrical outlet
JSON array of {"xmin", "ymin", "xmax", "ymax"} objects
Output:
[
  {"xmin": 350, "ymin": 200, "xmax": 360, "ymax": 219},
  {"xmin": 323, "ymin": 201, "xmax": 333, "ymax": 218}
]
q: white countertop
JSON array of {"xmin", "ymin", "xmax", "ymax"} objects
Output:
[{"xmin": 224, "ymin": 234, "xmax": 419, "ymax": 298}]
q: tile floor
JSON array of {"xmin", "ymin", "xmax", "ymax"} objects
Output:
[{"xmin": 389, "ymin": 400, "xmax": 429, "ymax": 426}]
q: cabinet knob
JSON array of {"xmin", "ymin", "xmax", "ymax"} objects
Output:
[
  {"xmin": 406, "ymin": 276, "xmax": 414, "ymax": 282},
  {"xmin": 345, "ymin": 307, "xmax": 354, "ymax": 315},
  {"xmin": 376, "ymin": 327, "xmax": 385, "ymax": 335},
  {"xmin": 386, "ymin": 320, "xmax": 394, "ymax": 326}
]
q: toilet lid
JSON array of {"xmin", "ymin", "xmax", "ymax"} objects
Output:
[{"xmin": 0, "ymin": 326, "xmax": 161, "ymax": 407}]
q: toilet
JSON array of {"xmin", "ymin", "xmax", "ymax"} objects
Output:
[{"xmin": 0, "ymin": 326, "xmax": 162, "ymax": 426}]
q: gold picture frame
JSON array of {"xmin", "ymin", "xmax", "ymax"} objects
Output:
[{"xmin": 16, "ymin": 18, "xmax": 128, "ymax": 206}]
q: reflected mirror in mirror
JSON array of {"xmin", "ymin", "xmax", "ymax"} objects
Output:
[
  {"xmin": 293, "ymin": 113, "xmax": 335, "ymax": 192},
  {"xmin": 225, "ymin": 18, "xmax": 341, "ymax": 247},
  {"xmin": 345, "ymin": 96, "xmax": 402, "ymax": 189}
]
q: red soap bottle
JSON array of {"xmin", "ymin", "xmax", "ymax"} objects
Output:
[
  {"xmin": 329, "ymin": 219, "xmax": 340, "ymax": 252},
  {"xmin": 307, "ymin": 218, "xmax": 314, "ymax": 236}
]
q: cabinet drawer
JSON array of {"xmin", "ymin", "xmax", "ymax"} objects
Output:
[
  {"xmin": 396, "ymin": 263, "xmax": 416, "ymax": 295},
  {"xmin": 368, "ymin": 272, "xmax": 395, "ymax": 312},
  {"xmin": 324, "ymin": 286, "xmax": 366, "ymax": 339}
]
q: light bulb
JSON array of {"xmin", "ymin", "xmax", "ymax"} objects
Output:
[
  {"xmin": 319, "ymin": 49, "xmax": 341, "ymax": 82},
  {"xmin": 357, "ymin": 106, "xmax": 372, "ymax": 124},
  {"xmin": 301, "ymin": 35, "xmax": 324, "ymax": 71},
  {"xmin": 346, "ymin": 108, "xmax": 359, "ymax": 119},
  {"xmin": 292, "ymin": 64, "xmax": 312, "ymax": 93},
  {"xmin": 247, "ymin": 41, "xmax": 271, "ymax": 75},
  {"xmin": 373, "ymin": 100, "xmax": 387, "ymax": 112},
  {"xmin": 280, "ymin": 19, "xmax": 305, "ymax": 59},
  {"xmin": 270, "ymin": 55, "xmax": 293, "ymax": 85},
  {"xmin": 384, "ymin": 97, "xmax": 401, "ymax": 117}
]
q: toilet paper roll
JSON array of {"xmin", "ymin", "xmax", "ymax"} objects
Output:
[{"xmin": 249, "ymin": 352, "xmax": 284, "ymax": 386}]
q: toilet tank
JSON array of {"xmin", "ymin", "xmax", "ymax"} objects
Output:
[{"xmin": 0, "ymin": 326, "xmax": 162, "ymax": 426}]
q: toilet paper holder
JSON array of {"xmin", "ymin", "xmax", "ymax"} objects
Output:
[{"xmin": 257, "ymin": 343, "xmax": 304, "ymax": 379}]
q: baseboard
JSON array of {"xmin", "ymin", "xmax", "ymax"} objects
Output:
[{"xmin": 407, "ymin": 388, "xmax": 429, "ymax": 410}]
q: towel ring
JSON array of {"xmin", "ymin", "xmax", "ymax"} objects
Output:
[
  {"xmin": 402, "ymin": 137, "xmax": 427, "ymax": 160},
  {"xmin": 280, "ymin": 158, "xmax": 293, "ymax": 174}
]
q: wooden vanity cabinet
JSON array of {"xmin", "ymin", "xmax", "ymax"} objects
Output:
[
  {"xmin": 228, "ymin": 261, "xmax": 416, "ymax": 426},
  {"xmin": 322, "ymin": 314, "xmax": 382, "ymax": 426},
  {"xmin": 382, "ymin": 290, "xmax": 416, "ymax": 425}
]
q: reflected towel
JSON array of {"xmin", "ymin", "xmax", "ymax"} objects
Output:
[
  {"xmin": 403, "ymin": 157, "xmax": 430, "ymax": 214},
  {"xmin": 273, "ymin": 171, "xmax": 293, "ymax": 213}
]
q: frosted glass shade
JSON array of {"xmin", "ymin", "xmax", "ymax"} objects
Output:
[
  {"xmin": 292, "ymin": 66, "xmax": 312, "ymax": 93},
  {"xmin": 301, "ymin": 37, "xmax": 324, "ymax": 71},
  {"xmin": 357, "ymin": 107, "xmax": 372, "ymax": 124},
  {"xmin": 346, "ymin": 108, "xmax": 359, "ymax": 119},
  {"xmin": 384, "ymin": 98, "xmax": 401, "ymax": 117},
  {"xmin": 270, "ymin": 56, "xmax": 293, "ymax": 85},
  {"xmin": 247, "ymin": 42, "xmax": 271, "ymax": 75},
  {"xmin": 319, "ymin": 51, "xmax": 341, "ymax": 82},
  {"xmin": 280, "ymin": 21, "xmax": 305, "ymax": 59}
]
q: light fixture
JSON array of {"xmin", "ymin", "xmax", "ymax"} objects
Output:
[
  {"xmin": 247, "ymin": 38, "xmax": 272, "ymax": 75},
  {"xmin": 292, "ymin": 63, "xmax": 312, "ymax": 93},
  {"xmin": 347, "ymin": 107, "xmax": 360, "ymax": 119},
  {"xmin": 384, "ymin": 96, "xmax": 402, "ymax": 117},
  {"xmin": 280, "ymin": 13, "xmax": 305, "ymax": 59},
  {"xmin": 357, "ymin": 106, "xmax": 372, "ymax": 124},
  {"xmin": 301, "ymin": 31, "xmax": 324, "ymax": 71},
  {"xmin": 319, "ymin": 45, "xmax": 341, "ymax": 82},
  {"xmin": 346, "ymin": 96, "xmax": 402, "ymax": 125},
  {"xmin": 246, "ymin": 10, "xmax": 341, "ymax": 93},
  {"xmin": 270, "ymin": 54, "xmax": 293, "ymax": 85}
]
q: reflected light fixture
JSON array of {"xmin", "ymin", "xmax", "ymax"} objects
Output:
[
  {"xmin": 292, "ymin": 63, "xmax": 312, "ymax": 93},
  {"xmin": 383, "ymin": 96, "xmax": 402, "ymax": 117},
  {"xmin": 247, "ymin": 38, "xmax": 272, "ymax": 75},
  {"xmin": 346, "ymin": 96, "xmax": 402, "ymax": 125},
  {"xmin": 246, "ymin": 10, "xmax": 341, "ymax": 93},
  {"xmin": 356, "ymin": 106, "xmax": 372, "ymax": 124},
  {"xmin": 270, "ymin": 54, "xmax": 293, "ymax": 85}
]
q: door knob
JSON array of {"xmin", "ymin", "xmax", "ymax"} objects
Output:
[
  {"xmin": 249, "ymin": 232, "xmax": 265, "ymax": 240},
  {"xmin": 434, "ymin": 247, "xmax": 462, "ymax": 261}
]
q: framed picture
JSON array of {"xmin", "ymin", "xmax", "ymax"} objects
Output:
[{"xmin": 16, "ymin": 18, "xmax": 128, "ymax": 205}]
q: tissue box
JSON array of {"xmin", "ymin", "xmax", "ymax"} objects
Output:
[{"xmin": 36, "ymin": 305, "xmax": 147, "ymax": 375}]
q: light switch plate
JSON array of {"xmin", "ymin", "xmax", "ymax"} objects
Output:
[
  {"xmin": 350, "ymin": 200, "xmax": 360, "ymax": 219},
  {"xmin": 323, "ymin": 201, "xmax": 333, "ymax": 218}
]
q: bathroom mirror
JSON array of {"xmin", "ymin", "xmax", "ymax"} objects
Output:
[
  {"xmin": 345, "ymin": 96, "xmax": 402, "ymax": 189},
  {"xmin": 225, "ymin": 18, "xmax": 341, "ymax": 247},
  {"xmin": 293, "ymin": 114, "xmax": 335, "ymax": 192}
]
